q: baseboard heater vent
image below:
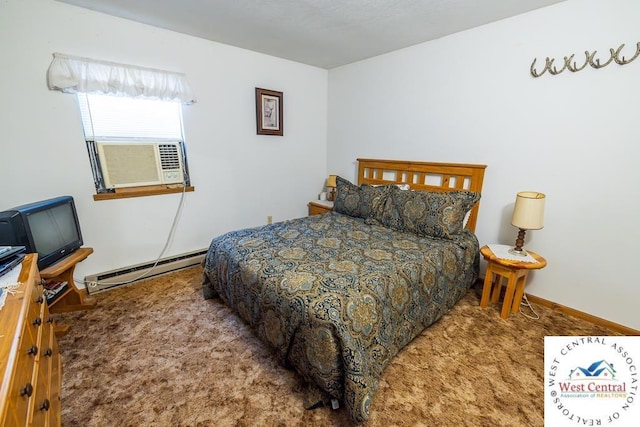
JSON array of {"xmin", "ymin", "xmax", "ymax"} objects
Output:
[{"xmin": 84, "ymin": 248, "xmax": 207, "ymax": 294}]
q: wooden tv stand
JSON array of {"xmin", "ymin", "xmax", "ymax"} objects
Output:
[{"xmin": 40, "ymin": 247, "xmax": 96, "ymax": 334}]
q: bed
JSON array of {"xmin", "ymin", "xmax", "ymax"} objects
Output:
[{"xmin": 202, "ymin": 158, "xmax": 487, "ymax": 422}]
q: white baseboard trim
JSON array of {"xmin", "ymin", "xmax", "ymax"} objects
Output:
[{"xmin": 84, "ymin": 248, "xmax": 207, "ymax": 294}]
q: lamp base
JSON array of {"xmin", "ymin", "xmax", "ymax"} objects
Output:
[
  {"xmin": 509, "ymin": 228, "xmax": 528, "ymax": 256},
  {"xmin": 508, "ymin": 247, "xmax": 529, "ymax": 257}
]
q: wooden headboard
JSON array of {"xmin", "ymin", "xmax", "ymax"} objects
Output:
[{"xmin": 356, "ymin": 158, "xmax": 487, "ymax": 232}]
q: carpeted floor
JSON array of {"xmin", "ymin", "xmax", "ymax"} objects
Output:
[{"xmin": 55, "ymin": 266, "xmax": 617, "ymax": 426}]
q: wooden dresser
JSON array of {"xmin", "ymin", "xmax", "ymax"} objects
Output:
[{"xmin": 0, "ymin": 254, "xmax": 61, "ymax": 426}]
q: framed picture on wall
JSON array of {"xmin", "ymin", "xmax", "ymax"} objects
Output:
[{"xmin": 255, "ymin": 88, "xmax": 283, "ymax": 136}]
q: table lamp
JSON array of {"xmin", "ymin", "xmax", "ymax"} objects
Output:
[
  {"xmin": 326, "ymin": 175, "xmax": 337, "ymax": 201},
  {"xmin": 509, "ymin": 191, "xmax": 545, "ymax": 256}
]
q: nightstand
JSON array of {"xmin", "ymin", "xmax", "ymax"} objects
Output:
[
  {"xmin": 479, "ymin": 245, "xmax": 547, "ymax": 319},
  {"xmin": 308, "ymin": 200, "xmax": 333, "ymax": 216}
]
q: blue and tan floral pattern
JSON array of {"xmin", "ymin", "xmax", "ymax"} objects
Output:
[
  {"xmin": 372, "ymin": 186, "xmax": 480, "ymax": 240},
  {"xmin": 202, "ymin": 212, "xmax": 479, "ymax": 422},
  {"xmin": 346, "ymin": 292, "xmax": 380, "ymax": 335},
  {"xmin": 333, "ymin": 176, "xmax": 391, "ymax": 219}
]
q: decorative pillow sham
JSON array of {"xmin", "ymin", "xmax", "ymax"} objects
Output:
[
  {"xmin": 333, "ymin": 176, "xmax": 391, "ymax": 219},
  {"xmin": 372, "ymin": 186, "xmax": 480, "ymax": 240}
]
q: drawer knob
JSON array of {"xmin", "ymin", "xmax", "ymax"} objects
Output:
[
  {"xmin": 20, "ymin": 383, "xmax": 33, "ymax": 397},
  {"xmin": 36, "ymin": 295, "xmax": 44, "ymax": 304},
  {"xmin": 27, "ymin": 345, "xmax": 38, "ymax": 356},
  {"xmin": 39, "ymin": 399, "xmax": 50, "ymax": 411},
  {"xmin": 44, "ymin": 348, "xmax": 53, "ymax": 357},
  {"xmin": 47, "ymin": 316, "xmax": 54, "ymax": 324},
  {"xmin": 32, "ymin": 317, "xmax": 42, "ymax": 326}
]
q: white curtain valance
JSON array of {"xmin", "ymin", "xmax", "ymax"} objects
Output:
[{"xmin": 47, "ymin": 53, "xmax": 196, "ymax": 104}]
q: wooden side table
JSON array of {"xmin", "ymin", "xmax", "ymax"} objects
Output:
[
  {"xmin": 308, "ymin": 200, "xmax": 333, "ymax": 216},
  {"xmin": 40, "ymin": 247, "xmax": 96, "ymax": 335},
  {"xmin": 479, "ymin": 245, "xmax": 547, "ymax": 319}
]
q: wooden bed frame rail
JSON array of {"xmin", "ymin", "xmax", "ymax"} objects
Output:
[{"xmin": 356, "ymin": 158, "xmax": 487, "ymax": 232}]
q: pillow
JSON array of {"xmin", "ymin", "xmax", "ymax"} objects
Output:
[
  {"xmin": 333, "ymin": 176, "xmax": 391, "ymax": 219},
  {"xmin": 372, "ymin": 186, "xmax": 480, "ymax": 240}
]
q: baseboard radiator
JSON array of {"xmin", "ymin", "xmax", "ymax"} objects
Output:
[{"xmin": 84, "ymin": 248, "xmax": 207, "ymax": 294}]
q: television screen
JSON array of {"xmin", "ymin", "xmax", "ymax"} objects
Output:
[{"xmin": 27, "ymin": 203, "xmax": 80, "ymax": 257}]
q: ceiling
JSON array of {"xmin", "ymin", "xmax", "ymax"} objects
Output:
[{"xmin": 56, "ymin": 0, "xmax": 566, "ymax": 69}]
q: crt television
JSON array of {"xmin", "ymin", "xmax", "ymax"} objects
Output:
[{"xmin": 0, "ymin": 196, "xmax": 83, "ymax": 270}]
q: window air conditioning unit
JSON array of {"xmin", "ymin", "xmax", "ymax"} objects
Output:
[{"xmin": 96, "ymin": 142, "xmax": 185, "ymax": 189}]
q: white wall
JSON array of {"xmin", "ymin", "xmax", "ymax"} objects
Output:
[
  {"xmin": 0, "ymin": 0, "xmax": 327, "ymax": 281},
  {"xmin": 328, "ymin": 0, "xmax": 640, "ymax": 330},
  {"xmin": 2, "ymin": 0, "xmax": 636, "ymax": 330}
]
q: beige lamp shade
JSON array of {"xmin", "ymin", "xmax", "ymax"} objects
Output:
[
  {"xmin": 326, "ymin": 175, "xmax": 337, "ymax": 188},
  {"xmin": 511, "ymin": 191, "xmax": 545, "ymax": 230}
]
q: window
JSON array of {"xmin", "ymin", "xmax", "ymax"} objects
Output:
[
  {"xmin": 47, "ymin": 53, "xmax": 196, "ymax": 199},
  {"xmin": 77, "ymin": 93, "xmax": 193, "ymax": 200}
]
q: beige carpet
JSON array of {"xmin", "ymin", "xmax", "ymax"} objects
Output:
[{"xmin": 56, "ymin": 266, "xmax": 617, "ymax": 426}]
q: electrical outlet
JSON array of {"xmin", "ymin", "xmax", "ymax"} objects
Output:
[{"xmin": 267, "ymin": 215, "xmax": 273, "ymax": 224}]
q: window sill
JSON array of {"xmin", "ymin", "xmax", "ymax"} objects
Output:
[{"xmin": 93, "ymin": 185, "xmax": 195, "ymax": 201}]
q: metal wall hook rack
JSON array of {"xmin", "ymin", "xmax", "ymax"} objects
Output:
[{"xmin": 530, "ymin": 42, "xmax": 640, "ymax": 77}]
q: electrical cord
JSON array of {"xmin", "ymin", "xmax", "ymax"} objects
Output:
[
  {"xmin": 78, "ymin": 183, "xmax": 188, "ymax": 290},
  {"xmin": 519, "ymin": 293, "xmax": 540, "ymax": 320}
]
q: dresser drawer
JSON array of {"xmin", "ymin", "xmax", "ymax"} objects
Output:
[
  {"xmin": 12, "ymin": 322, "xmax": 39, "ymax": 426},
  {"xmin": 30, "ymin": 365, "xmax": 51, "ymax": 426},
  {"xmin": 2, "ymin": 401, "xmax": 19, "ymax": 427},
  {"xmin": 46, "ymin": 319, "xmax": 62, "ymax": 426}
]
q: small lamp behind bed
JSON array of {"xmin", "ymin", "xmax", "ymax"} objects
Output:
[
  {"xmin": 509, "ymin": 191, "xmax": 545, "ymax": 256},
  {"xmin": 326, "ymin": 175, "xmax": 337, "ymax": 201}
]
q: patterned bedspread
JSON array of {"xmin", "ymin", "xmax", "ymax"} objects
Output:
[{"xmin": 202, "ymin": 212, "xmax": 479, "ymax": 422}]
